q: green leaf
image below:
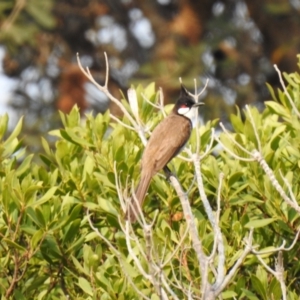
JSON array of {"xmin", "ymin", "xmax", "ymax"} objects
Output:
[
  {"xmin": 29, "ymin": 186, "xmax": 58, "ymax": 207},
  {"xmin": 85, "ymin": 232, "xmax": 100, "ymax": 242},
  {"xmin": 265, "ymin": 101, "xmax": 290, "ymax": 119},
  {"xmin": 269, "ymin": 277, "xmax": 282, "ymax": 299},
  {"xmin": 14, "ymin": 289, "xmax": 26, "ymax": 300},
  {"xmin": 77, "ymin": 277, "xmax": 93, "ymax": 296},
  {"xmin": 266, "ymin": 83, "xmax": 277, "ymax": 102},
  {"xmin": 15, "ymin": 154, "xmax": 34, "ymax": 177},
  {"xmin": 3, "ymin": 138, "xmax": 22, "ymax": 157},
  {"xmin": 144, "ymin": 82, "xmax": 156, "ymax": 99},
  {"xmin": 63, "ymin": 128, "xmax": 94, "ymax": 147},
  {"xmin": 26, "ymin": 207, "xmax": 45, "ymax": 228},
  {"xmin": 283, "ymin": 72, "xmax": 298, "ymax": 88},
  {"xmin": 65, "ymin": 204, "xmax": 82, "ymax": 223},
  {"xmin": 72, "ymin": 255, "xmax": 89, "ymax": 275},
  {"xmin": 31, "ymin": 229, "xmax": 44, "ymax": 248},
  {"xmin": 221, "ymin": 291, "xmax": 238, "ymax": 299},
  {"xmin": 35, "ymin": 207, "xmax": 46, "ymax": 228},
  {"xmin": 4, "ymin": 116, "xmax": 23, "ymax": 146},
  {"xmin": 0, "ymin": 113, "xmax": 8, "ymax": 140},
  {"xmin": 37, "ymin": 290, "xmax": 48, "ymax": 300},
  {"xmin": 63, "ymin": 219, "xmax": 81, "ymax": 244},
  {"xmin": 245, "ymin": 218, "xmax": 275, "ymax": 228},
  {"xmin": 66, "ymin": 235, "xmax": 85, "ymax": 254},
  {"xmin": 66, "ymin": 105, "xmax": 81, "ymax": 127},
  {"xmin": 251, "ymin": 274, "xmax": 267, "ymax": 300},
  {"xmin": 83, "ymin": 155, "xmax": 95, "ymax": 177},
  {"xmin": 3, "ymin": 238, "xmax": 26, "ymax": 251},
  {"xmin": 97, "ymin": 197, "xmax": 118, "ymax": 216},
  {"xmin": 41, "ymin": 136, "xmax": 52, "ymax": 156},
  {"xmin": 230, "ymin": 113, "xmax": 244, "ymax": 133},
  {"xmin": 228, "ymin": 171, "xmax": 244, "ymax": 186},
  {"xmin": 240, "ymin": 288, "xmax": 260, "ymax": 300},
  {"xmin": 39, "ymin": 154, "xmax": 53, "ymax": 167},
  {"xmin": 94, "ymin": 172, "xmax": 116, "ymax": 188}
]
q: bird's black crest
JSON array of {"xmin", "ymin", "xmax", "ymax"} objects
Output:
[{"xmin": 180, "ymin": 84, "xmax": 190, "ymax": 97}]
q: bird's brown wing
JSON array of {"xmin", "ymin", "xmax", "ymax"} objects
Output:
[{"xmin": 141, "ymin": 114, "xmax": 192, "ymax": 174}]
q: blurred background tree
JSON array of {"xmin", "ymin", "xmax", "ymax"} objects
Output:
[{"xmin": 1, "ymin": 0, "xmax": 300, "ymax": 151}]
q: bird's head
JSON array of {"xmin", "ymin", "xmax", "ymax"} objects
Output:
[{"xmin": 173, "ymin": 85, "xmax": 204, "ymax": 120}]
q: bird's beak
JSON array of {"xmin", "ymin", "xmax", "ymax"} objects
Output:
[{"xmin": 193, "ymin": 102, "xmax": 205, "ymax": 107}]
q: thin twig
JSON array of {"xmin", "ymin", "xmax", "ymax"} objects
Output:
[
  {"xmin": 215, "ymin": 135, "xmax": 254, "ymax": 162},
  {"xmin": 219, "ymin": 123, "xmax": 253, "ymax": 156},
  {"xmin": 252, "ymin": 150, "xmax": 300, "ymax": 214},
  {"xmin": 169, "ymin": 174, "xmax": 210, "ymax": 296},
  {"xmin": 200, "ymin": 128, "xmax": 215, "ymax": 160},
  {"xmin": 214, "ymin": 229, "xmax": 254, "ymax": 294},
  {"xmin": 158, "ymin": 88, "xmax": 167, "ymax": 117},
  {"xmin": 161, "ymin": 226, "xmax": 189, "ymax": 267},
  {"xmin": 212, "ymin": 173, "xmax": 225, "ymax": 288},
  {"xmin": 110, "ymin": 114, "xmax": 136, "ymax": 130},
  {"xmin": 255, "ymin": 252, "xmax": 287, "ymax": 300},
  {"xmin": 274, "ymin": 64, "xmax": 300, "ymax": 118},
  {"xmin": 77, "ymin": 53, "xmax": 147, "ymax": 146},
  {"xmin": 124, "ymin": 222, "xmax": 152, "ymax": 280},
  {"xmin": 279, "ymin": 170, "xmax": 298, "ymax": 205},
  {"xmin": 252, "ymin": 229, "xmax": 300, "ymax": 254},
  {"xmin": 114, "ymin": 161, "xmax": 126, "ymax": 212},
  {"xmin": 87, "ymin": 210, "xmax": 150, "ymax": 300}
]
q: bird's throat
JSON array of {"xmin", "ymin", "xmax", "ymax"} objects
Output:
[{"xmin": 181, "ymin": 107, "xmax": 199, "ymax": 127}]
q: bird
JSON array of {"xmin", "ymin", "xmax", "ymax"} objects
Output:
[{"xmin": 127, "ymin": 84, "xmax": 204, "ymax": 222}]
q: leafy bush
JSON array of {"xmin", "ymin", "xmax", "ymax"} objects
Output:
[{"xmin": 1, "ymin": 57, "xmax": 300, "ymax": 299}]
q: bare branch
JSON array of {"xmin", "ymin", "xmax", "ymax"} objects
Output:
[
  {"xmin": 214, "ymin": 229, "xmax": 254, "ymax": 294},
  {"xmin": 252, "ymin": 150, "xmax": 300, "ymax": 214},
  {"xmin": 141, "ymin": 92, "xmax": 162, "ymax": 112},
  {"xmin": 219, "ymin": 122, "xmax": 253, "ymax": 156},
  {"xmin": 215, "ymin": 135, "xmax": 254, "ymax": 162},
  {"xmin": 213, "ymin": 173, "xmax": 225, "ymax": 288},
  {"xmin": 255, "ymin": 252, "xmax": 287, "ymax": 300},
  {"xmin": 77, "ymin": 53, "xmax": 148, "ymax": 146},
  {"xmin": 104, "ymin": 52, "xmax": 109, "ymax": 88},
  {"xmin": 161, "ymin": 273, "xmax": 180, "ymax": 300},
  {"xmin": 87, "ymin": 210, "xmax": 150, "ymax": 300},
  {"xmin": 275, "ymin": 251, "xmax": 287, "ymax": 300},
  {"xmin": 200, "ymin": 128, "xmax": 215, "ymax": 160},
  {"xmin": 169, "ymin": 174, "xmax": 210, "ymax": 295},
  {"xmin": 113, "ymin": 161, "xmax": 126, "ymax": 212},
  {"xmin": 279, "ymin": 170, "xmax": 298, "ymax": 205},
  {"xmin": 124, "ymin": 222, "xmax": 152, "ymax": 280},
  {"xmin": 252, "ymin": 229, "xmax": 300, "ymax": 255},
  {"xmin": 177, "ymin": 153, "xmax": 193, "ymax": 162},
  {"xmin": 274, "ymin": 64, "xmax": 300, "ymax": 118},
  {"xmin": 110, "ymin": 114, "xmax": 136, "ymax": 131},
  {"xmin": 161, "ymin": 226, "xmax": 190, "ymax": 268}
]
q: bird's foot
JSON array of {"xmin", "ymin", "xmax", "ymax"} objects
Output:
[{"xmin": 163, "ymin": 166, "xmax": 175, "ymax": 181}]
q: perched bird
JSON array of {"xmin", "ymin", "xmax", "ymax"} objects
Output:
[{"xmin": 127, "ymin": 85, "xmax": 204, "ymax": 222}]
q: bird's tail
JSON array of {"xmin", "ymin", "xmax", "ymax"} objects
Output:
[{"xmin": 126, "ymin": 172, "xmax": 152, "ymax": 223}]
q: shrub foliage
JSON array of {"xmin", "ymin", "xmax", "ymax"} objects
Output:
[{"xmin": 1, "ymin": 60, "xmax": 300, "ymax": 299}]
